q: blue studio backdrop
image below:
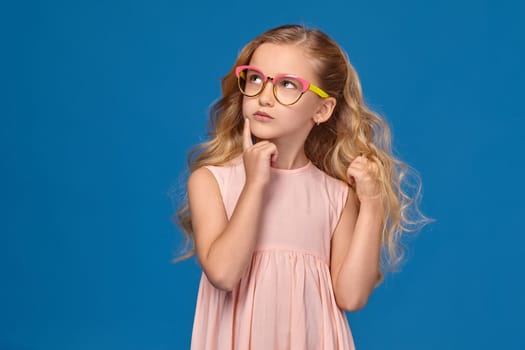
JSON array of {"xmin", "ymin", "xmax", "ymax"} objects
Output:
[{"xmin": 2, "ymin": 0, "xmax": 524, "ymax": 349}]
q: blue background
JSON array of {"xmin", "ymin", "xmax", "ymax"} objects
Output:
[{"xmin": 2, "ymin": 0, "xmax": 524, "ymax": 349}]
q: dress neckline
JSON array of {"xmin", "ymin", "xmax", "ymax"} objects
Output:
[{"xmin": 270, "ymin": 160, "xmax": 312, "ymax": 174}]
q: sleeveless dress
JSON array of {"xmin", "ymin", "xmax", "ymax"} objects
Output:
[{"xmin": 190, "ymin": 156, "xmax": 355, "ymax": 350}]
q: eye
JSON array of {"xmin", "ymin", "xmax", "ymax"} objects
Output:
[
  {"xmin": 246, "ymin": 71, "xmax": 263, "ymax": 84},
  {"xmin": 277, "ymin": 78, "xmax": 300, "ymax": 90}
]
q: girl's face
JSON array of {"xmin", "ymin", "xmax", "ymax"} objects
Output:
[{"xmin": 242, "ymin": 43, "xmax": 332, "ymax": 145}]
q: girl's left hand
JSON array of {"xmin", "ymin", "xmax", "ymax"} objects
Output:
[{"xmin": 346, "ymin": 155, "xmax": 382, "ymax": 203}]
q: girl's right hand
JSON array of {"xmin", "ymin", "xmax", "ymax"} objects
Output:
[{"xmin": 242, "ymin": 118, "xmax": 278, "ymax": 188}]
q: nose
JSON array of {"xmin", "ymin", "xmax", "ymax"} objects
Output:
[{"xmin": 258, "ymin": 78, "xmax": 275, "ymax": 106}]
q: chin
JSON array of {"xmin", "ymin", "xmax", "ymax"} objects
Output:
[{"xmin": 249, "ymin": 124, "xmax": 277, "ymax": 141}]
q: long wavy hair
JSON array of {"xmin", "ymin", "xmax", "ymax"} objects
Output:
[{"xmin": 175, "ymin": 24, "xmax": 432, "ymax": 281}]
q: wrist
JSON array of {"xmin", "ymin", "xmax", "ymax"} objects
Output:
[
  {"xmin": 243, "ymin": 181, "xmax": 267, "ymax": 195},
  {"xmin": 359, "ymin": 197, "xmax": 385, "ymax": 213}
]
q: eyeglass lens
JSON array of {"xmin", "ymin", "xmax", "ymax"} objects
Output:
[{"xmin": 237, "ymin": 68, "xmax": 305, "ymax": 105}]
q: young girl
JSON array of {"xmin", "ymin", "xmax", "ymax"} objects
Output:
[{"xmin": 177, "ymin": 24, "xmax": 429, "ymax": 350}]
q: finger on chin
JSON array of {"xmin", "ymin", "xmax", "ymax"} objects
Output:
[{"xmin": 243, "ymin": 118, "xmax": 253, "ymax": 150}]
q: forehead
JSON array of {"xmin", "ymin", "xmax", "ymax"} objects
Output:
[{"xmin": 249, "ymin": 43, "xmax": 318, "ymax": 81}]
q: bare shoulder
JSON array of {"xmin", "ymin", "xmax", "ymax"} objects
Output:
[
  {"xmin": 187, "ymin": 166, "xmax": 228, "ymax": 262},
  {"xmin": 187, "ymin": 166, "xmax": 224, "ymax": 219},
  {"xmin": 188, "ymin": 167, "xmax": 215, "ymax": 186},
  {"xmin": 334, "ymin": 185, "xmax": 358, "ymax": 234},
  {"xmin": 188, "ymin": 166, "xmax": 216, "ymax": 190}
]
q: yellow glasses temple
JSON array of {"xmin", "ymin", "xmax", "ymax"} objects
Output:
[{"xmin": 309, "ymin": 84, "xmax": 329, "ymax": 98}]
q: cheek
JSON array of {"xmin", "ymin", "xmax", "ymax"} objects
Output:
[
  {"xmin": 241, "ymin": 97, "xmax": 251, "ymax": 117},
  {"xmin": 294, "ymin": 99, "xmax": 319, "ymax": 118}
]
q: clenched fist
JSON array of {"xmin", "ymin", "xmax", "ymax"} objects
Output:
[{"xmin": 346, "ymin": 155, "xmax": 382, "ymax": 203}]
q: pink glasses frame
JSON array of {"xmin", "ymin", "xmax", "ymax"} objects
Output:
[{"xmin": 234, "ymin": 65, "xmax": 330, "ymax": 100}]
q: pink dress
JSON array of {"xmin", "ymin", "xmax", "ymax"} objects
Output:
[{"xmin": 190, "ymin": 156, "xmax": 355, "ymax": 350}]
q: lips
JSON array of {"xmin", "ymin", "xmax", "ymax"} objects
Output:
[{"xmin": 254, "ymin": 111, "xmax": 273, "ymax": 119}]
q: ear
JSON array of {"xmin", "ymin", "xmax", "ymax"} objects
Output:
[{"xmin": 313, "ymin": 97, "xmax": 337, "ymax": 124}]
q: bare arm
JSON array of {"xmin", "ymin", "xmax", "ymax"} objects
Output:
[
  {"xmin": 188, "ymin": 169, "xmax": 265, "ymax": 291},
  {"xmin": 188, "ymin": 118, "xmax": 278, "ymax": 292},
  {"xmin": 330, "ymin": 191, "xmax": 383, "ymax": 311},
  {"xmin": 330, "ymin": 155, "xmax": 384, "ymax": 311}
]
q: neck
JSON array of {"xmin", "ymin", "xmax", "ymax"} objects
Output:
[{"xmin": 267, "ymin": 138, "xmax": 309, "ymax": 170}]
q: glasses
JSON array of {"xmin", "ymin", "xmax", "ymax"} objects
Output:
[{"xmin": 235, "ymin": 65, "xmax": 330, "ymax": 105}]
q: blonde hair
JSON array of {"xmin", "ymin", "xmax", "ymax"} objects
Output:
[{"xmin": 174, "ymin": 24, "xmax": 432, "ymax": 281}]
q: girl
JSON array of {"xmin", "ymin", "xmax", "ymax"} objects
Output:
[{"xmin": 176, "ymin": 24, "xmax": 430, "ymax": 349}]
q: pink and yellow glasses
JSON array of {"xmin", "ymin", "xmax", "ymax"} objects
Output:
[{"xmin": 235, "ymin": 65, "xmax": 330, "ymax": 106}]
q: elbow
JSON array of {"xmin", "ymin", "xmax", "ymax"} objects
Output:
[
  {"xmin": 333, "ymin": 271, "xmax": 380, "ymax": 312},
  {"xmin": 209, "ymin": 279, "xmax": 237, "ymax": 293},
  {"xmin": 197, "ymin": 249, "xmax": 249, "ymax": 291},
  {"xmin": 204, "ymin": 270, "xmax": 241, "ymax": 292},
  {"xmin": 339, "ymin": 298, "xmax": 368, "ymax": 312},
  {"xmin": 335, "ymin": 292, "xmax": 370, "ymax": 312},
  {"xmin": 198, "ymin": 254, "xmax": 242, "ymax": 292}
]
